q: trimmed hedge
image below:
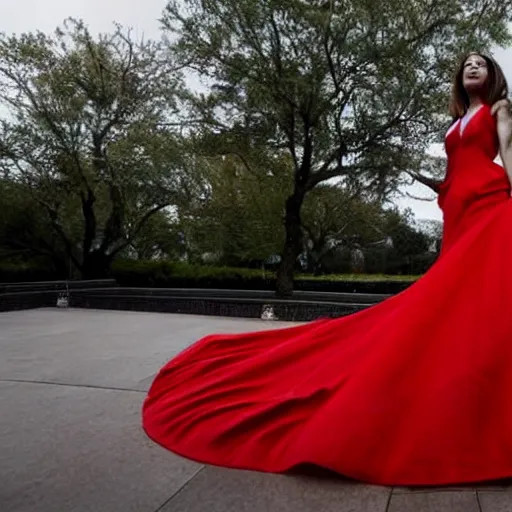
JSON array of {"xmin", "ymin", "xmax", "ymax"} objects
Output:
[
  {"xmin": 110, "ymin": 259, "xmax": 418, "ymax": 294},
  {"xmin": 0, "ymin": 262, "xmax": 63, "ymax": 284},
  {"xmin": 0, "ymin": 258, "xmax": 420, "ymax": 295},
  {"xmin": 110, "ymin": 260, "xmax": 276, "ymax": 289}
]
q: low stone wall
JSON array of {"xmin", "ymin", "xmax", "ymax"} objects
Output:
[
  {"xmin": 0, "ymin": 279, "xmax": 116, "ymax": 294},
  {"xmin": 70, "ymin": 293, "xmax": 369, "ymax": 321},
  {"xmin": 0, "ymin": 290, "xmax": 62, "ymax": 312},
  {"xmin": 0, "ymin": 280, "xmax": 118, "ymax": 313},
  {"xmin": 0, "ymin": 281, "xmax": 387, "ymax": 321}
]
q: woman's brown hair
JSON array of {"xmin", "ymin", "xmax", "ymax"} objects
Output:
[{"xmin": 449, "ymin": 52, "xmax": 508, "ymax": 119}]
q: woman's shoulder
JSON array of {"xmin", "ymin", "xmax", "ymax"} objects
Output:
[
  {"xmin": 479, "ymin": 103, "xmax": 496, "ymax": 126},
  {"xmin": 490, "ymin": 99, "xmax": 510, "ymax": 116}
]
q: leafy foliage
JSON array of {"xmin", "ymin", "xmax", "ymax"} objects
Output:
[
  {"xmin": 177, "ymin": 153, "xmax": 292, "ymax": 265},
  {"xmin": 0, "ymin": 19, "xmax": 187, "ymax": 278},
  {"xmin": 161, "ymin": 0, "xmax": 512, "ymax": 295},
  {"xmin": 0, "ymin": 178, "xmax": 68, "ymax": 273},
  {"xmin": 110, "ymin": 258, "xmax": 418, "ymax": 293},
  {"xmin": 301, "ymin": 185, "xmax": 388, "ymax": 272},
  {"xmin": 1, "ymin": 3, "xmax": 511, "ymax": 289}
]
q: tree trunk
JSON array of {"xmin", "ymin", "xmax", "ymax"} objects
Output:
[
  {"xmin": 81, "ymin": 191, "xmax": 97, "ymax": 258},
  {"xmin": 50, "ymin": 254, "xmax": 69, "ymax": 279},
  {"xmin": 276, "ymin": 192, "xmax": 304, "ymax": 298},
  {"xmin": 81, "ymin": 250, "xmax": 113, "ymax": 280}
]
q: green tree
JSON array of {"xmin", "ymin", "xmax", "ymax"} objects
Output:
[
  {"xmin": 0, "ymin": 19, "xmax": 187, "ymax": 278},
  {"xmin": 378, "ymin": 208, "xmax": 432, "ymax": 273},
  {"xmin": 416, "ymin": 218, "xmax": 443, "ymax": 252},
  {"xmin": 301, "ymin": 185, "xmax": 387, "ymax": 273},
  {"xmin": 122, "ymin": 210, "xmax": 186, "ymax": 261},
  {"xmin": 162, "ymin": 0, "xmax": 512, "ymax": 296},
  {"xmin": 179, "ymin": 153, "xmax": 291, "ymax": 265},
  {"xmin": 0, "ymin": 178, "xmax": 67, "ymax": 274}
]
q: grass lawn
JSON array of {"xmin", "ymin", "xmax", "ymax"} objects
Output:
[{"xmin": 298, "ymin": 273, "xmax": 420, "ymax": 282}]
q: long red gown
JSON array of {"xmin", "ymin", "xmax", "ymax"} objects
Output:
[{"xmin": 142, "ymin": 104, "xmax": 512, "ymax": 486}]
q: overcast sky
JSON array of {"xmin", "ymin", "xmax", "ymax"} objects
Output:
[{"xmin": 1, "ymin": 0, "xmax": 511, "ymax": 222}]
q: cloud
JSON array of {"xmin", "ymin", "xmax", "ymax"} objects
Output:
[{"xmin": 0, "ymin": 0, "xmax": 163, "ymax": 36}]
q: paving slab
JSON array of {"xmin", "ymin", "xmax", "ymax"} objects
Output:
[
  {"xmin": 479, "ymin": 491, "xmax": 512, "ymax": 511},
  {"xmin": 0, "ymin": 309, "xmax": 295, "ymax": 512},
  {"xmin": 388, "ymin": 491, "xmax": 480, "ymax": 512},
  {"xmin": 0, "ymin": 308, "xmax": 293, "ymax": 390},
  {"xmin": 1, "ymin": 308, "xmax": 512, "ymax": 512},
  {"xmin": 159, "ymin": 466, "xmax": 391, "ymax": 512},
  {"xmin": 0, "ymin": 380, "xmax": 201, "ymax": 512}
]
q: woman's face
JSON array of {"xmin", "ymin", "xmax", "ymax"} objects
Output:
[{"xmin": 462, "ymin": 54, "xmax": 488, "ymax": 93}]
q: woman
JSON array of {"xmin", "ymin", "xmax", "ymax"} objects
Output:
[{"xmin": 143, "ymin": 53, "xmax": 512, "ymax": 486}]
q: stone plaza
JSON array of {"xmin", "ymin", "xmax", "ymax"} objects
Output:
[{"xmin": 1, "ymin": 308, "xmax": 511, "ymax": 512}]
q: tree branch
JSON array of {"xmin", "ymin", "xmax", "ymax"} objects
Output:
[
  {"xmin": 405, "ymin": 170, "xmax": 442, "ymax": 193},
  {"xmin": 306, "ymin": 148, "xmax": 345, "ymax": 189},
  {"xmin": 109, "ymin": 203, "xmax": 169, "ymax": 258},
  {"xmin": 39, "ymin": 200, "xmax": 82, "ymax": 270}
]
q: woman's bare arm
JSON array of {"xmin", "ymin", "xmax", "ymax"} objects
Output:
[{"xmin": 491, "ymin": 99, "xmax": 512, "ymax": 190}]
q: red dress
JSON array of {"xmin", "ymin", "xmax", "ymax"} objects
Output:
[{"xmin": 142, "ymin": 104, "xmax": 512, "ymax": 486}]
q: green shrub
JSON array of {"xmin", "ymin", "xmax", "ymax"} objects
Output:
[
  {"xmin": 296, "ymin": 273, "xmax": 420, "ymax": 282},
  {"xmin": 0, "ymin": 257, "xmax": 421, "ymax": 293},
  {"xmin": 110, "ymin": 259, "xmax": 275, "ymax": 289},
  {"xmin": 110, "ymin": 259, "xmax": 418, "ymax": 293},
  {"xmin": 0, "ymin": 261, "xmax": 61, "ymax": 283}
]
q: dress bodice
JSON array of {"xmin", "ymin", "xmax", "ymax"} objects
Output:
[
  {"xmin": 438, "ymin": 104, "xmax": 509, "ymax": 252},
  {"xmin": 439, "ymin": 104, "xmax": 508, "ymax": 211}
]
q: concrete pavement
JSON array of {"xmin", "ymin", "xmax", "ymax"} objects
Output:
[{"xmin": 1, "ymin": 308, "xmax": 511, "ymax": 511}]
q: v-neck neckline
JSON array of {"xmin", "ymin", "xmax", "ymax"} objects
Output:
[{"xmin": 459, "ymin": 105, "xmax": 484, "ymax": 136}]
